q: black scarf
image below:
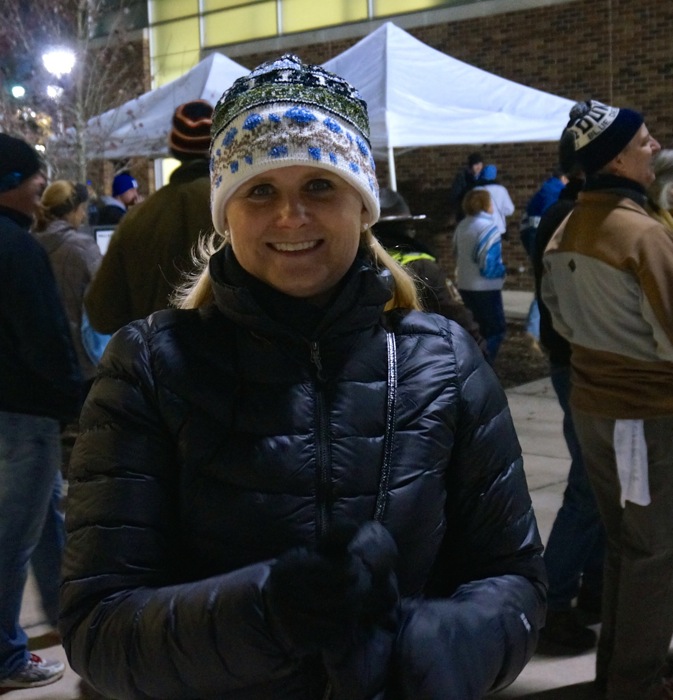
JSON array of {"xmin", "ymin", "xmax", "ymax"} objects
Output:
[
  {"xmin": 583, "ymin": 173, "xmax": 648, "ymax": 207},
  {"xmin": 214, "ymin": 245, "xmax": 368, "ymax": 337}
]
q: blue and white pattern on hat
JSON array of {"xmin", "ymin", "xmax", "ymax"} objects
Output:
[
  {"xmin": 210, "ymin": 102, "xmax": 379, "ymax": 234},
  {"xmin": 209, "ymin": 54, "xmax": 380, "ymax": 234}
]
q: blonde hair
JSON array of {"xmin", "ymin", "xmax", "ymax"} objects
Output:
[
  {"xmin": 462, "ymin": 188, "xmax": 492, "ymax": 217},
  {"xmin": 173, "ymin": 228, "xmax": 421, "ymax": 312},
  {"xmin": 649, "ymin": 149, "xmax": 673, "ymax": 211},
  {"xmin": 34, "ymin": 180, "xmax": 88, "ymax": 232}
]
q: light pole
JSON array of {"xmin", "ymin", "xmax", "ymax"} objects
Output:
[{"xmin": 42, "ymin": 47, "xmax": 76, "ymax": 134}]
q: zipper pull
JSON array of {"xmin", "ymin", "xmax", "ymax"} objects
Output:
[{"xmin": 310, "ymin": 341, "xmax": 325, "ymax": 381}]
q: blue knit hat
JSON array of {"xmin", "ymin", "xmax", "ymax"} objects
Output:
[
  {"xmin": 112, "ymin": 173, "xmax": 138, "ymax": 197},
  {"xmin": 209, "ymin": 54, "xmax": 379, "ymax": 235},
  {"xmin": 480, "ymin": 164, "xmax": 497, "ymax": 182},
  {"xmin": 566, "ymin": 100, "xmax": 644, "ymax": 175}
]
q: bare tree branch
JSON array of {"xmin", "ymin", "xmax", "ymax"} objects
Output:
[{"xmin": 0, "ymin": 0, "xmax": 147, "ymax": 181}]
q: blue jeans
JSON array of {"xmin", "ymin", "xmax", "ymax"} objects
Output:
[
  {"xmin": 526, "ymin": 299, "xmax": 540, "ymax": 341},
  {"xmin": 0, "ymin": 411, "xmax": 62, "ymax": 678},
  {"xmin": 459, "ymin": 289, "xmax": 506, "ymax": 362},
  {"xmin": 31, "ymin": 470, "xmax": 65, "ymax": 627},
  {"xmin": 543, "ymin": 365, "xmax": 605, "ymax": 610}
]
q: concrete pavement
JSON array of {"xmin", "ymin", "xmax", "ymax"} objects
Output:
[{"xmin": 15, "ymin": 289, "xmax": 600, "ymax": 699}]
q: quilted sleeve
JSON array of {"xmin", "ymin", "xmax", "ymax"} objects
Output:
[
  {"xmin": 60, "ymin": 320, "xmax": 294, "ymax": 700},
  {"xmin": 391, "ymin": 323, "xmax": 547, "ymax": 699}
]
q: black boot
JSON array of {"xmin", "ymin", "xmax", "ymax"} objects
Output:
[{"xmin": 537, "ymin": 609, "xmax": 597, "ymax": 655}]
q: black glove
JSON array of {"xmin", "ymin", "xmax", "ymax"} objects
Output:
[{"xmin": 264, "ymin": 520, "xmax": 398, "ymax": 656}]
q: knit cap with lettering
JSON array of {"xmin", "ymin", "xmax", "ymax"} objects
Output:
[
  {"xmin": 565, "ymin": 100, "xmax": 644, "ymax": 175},
  {"xmin": 209, "ymin": 54, "xmax": 379, "ymax": 235}
]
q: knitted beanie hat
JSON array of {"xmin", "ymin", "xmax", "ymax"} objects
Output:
[
  {"xmin": 169, "ymin": 100, "xmax": 214, "ymax": 160},
  {"xmin": 467, "ymin": 152, "xmax": 483, "ymax": 167},
  {"xmin": 480, "ymin": 164, "xmax": 497, "ymax": 182},
  {"xmin": 0, "ymin": 134, "xmax": 42, "ymax": 192},
  {"xmin": 112, "ymin": 172, "xmax": 138, "ymax": 197},
  {"xmin": 566, "ymin": 100, "xmax": 644, "ymax": 175},
  {"xmin": 210, "ymin": 54, "xmax": 379, "ymax": 235},
  {"xmin": 558, "ymin": 128, "xmax": 578, "ymax": 175}
]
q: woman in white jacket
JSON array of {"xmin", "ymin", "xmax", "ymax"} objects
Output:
[{"xmin": 454, "ymin": 187, "xmax": 507, "ymax": 362}]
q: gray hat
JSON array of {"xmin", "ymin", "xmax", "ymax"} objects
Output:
[{"xmin": 378, "ymin": 188, "xmax": 426, "ymax": 222}]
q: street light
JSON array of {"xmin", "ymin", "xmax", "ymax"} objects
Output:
[
  {"xmin": 42, "ymin": 48, "xmax": 76, "ymax": 79},
  {"xmin": 42, "ymin": 47, "xmax": 76, "ymax": 135},
  {"xmin": 46, "ymin": 85, "xmax": 64, "ymax": 100}
]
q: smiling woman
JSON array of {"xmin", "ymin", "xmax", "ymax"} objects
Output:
[
  {"xmin": 224, "ymin": 166, "xmax": 366, "ymax": 305},
  {"xmin": 60, "ymin": 54, "xmax": 546, "ymax": 700}
]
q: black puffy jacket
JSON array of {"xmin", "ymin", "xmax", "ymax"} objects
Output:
[{"xmin": 61, "ymin": 249, "xmax": 546, "ymax": 700}]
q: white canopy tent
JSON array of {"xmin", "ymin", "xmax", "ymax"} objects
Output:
[
  {"xmin": 323, "ymin": 22, "xmax": 575, "ymax": 189},
  {"xmin": 81, "ymin": 52, "xmax": 248, "ymax": 161}
]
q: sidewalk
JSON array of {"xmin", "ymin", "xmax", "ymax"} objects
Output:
[
  {"xmin": 494, "ymin": 377, "xmax": 598, "ymax": 699},
  {"xmin": 503, "ymin": 288, "xmax": 535, "ymax": 322}
]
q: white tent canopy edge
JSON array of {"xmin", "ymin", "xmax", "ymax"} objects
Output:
[
  {"xmin": 80, "ymin": 52, "xmax": 248, "ymax": 161},
  {"xmin": 76, "ymin": 23, "xmax": 575, "ymax": 192},
  {"xmin": 323, "ymin": 22, "xmax": 575, "ymax": 189}
]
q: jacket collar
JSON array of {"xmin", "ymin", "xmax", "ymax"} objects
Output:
[
  {"xmin": 0, "ymin": 205, "xmax": 32, "ymax": 230},
  {"xmin": 583, "ymin": 173, "xmax": 648, "ymax": 207},
  {"xmin": 209, "ymin": 244, "xmax": 393, "ymax": 341},
  {"xmin": 33, "ymin": 219, "xmax": 77, "ymax": 253}
]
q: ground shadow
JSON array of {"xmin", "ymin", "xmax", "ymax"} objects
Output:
[{"xmin": 494, "ymin": 680, "xmax": 602, "ymax": 699}]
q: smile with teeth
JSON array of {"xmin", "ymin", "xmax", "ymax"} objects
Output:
[{"xmin": 271, "ymin": 240, "xmax": 320, "ymax": 252}]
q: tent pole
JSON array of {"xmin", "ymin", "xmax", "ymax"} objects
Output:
[{"xmin": 387, "ymin": 146, "xmax": 397, "ymax": 191}]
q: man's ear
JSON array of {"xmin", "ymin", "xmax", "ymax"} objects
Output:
[{"xmin": 604, "ymin": 153, "xmax": 625, "ymax": 178}]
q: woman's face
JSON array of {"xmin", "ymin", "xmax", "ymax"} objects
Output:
[
  {"xmin": 224, "ymin": 166, "xmax": 369, "ymax": 305},
  {"xmin": 74, "ymin": 201, "xmax": 88, "ymax": 228},
  {"xmin": 64, "ymin": 201, "xmax": 87, "ymax": 229}
]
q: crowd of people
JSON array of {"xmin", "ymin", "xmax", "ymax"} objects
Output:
[{"xmin": 1, "ymin": 50, "xmax": 672, "ymax": 700}]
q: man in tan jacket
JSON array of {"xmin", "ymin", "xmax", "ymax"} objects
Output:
[{"xmin": 542, "ymin": 100, "xmax": 673, "ymax": 700}]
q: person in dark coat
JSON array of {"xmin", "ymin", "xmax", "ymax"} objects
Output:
[
  {"xmin": 372, "ymin": 187, "xmax": 486, "ymax": 354},
  {"xmin": 448, "ymin": 151, "xmax": 483, "ymax": 223},
  {"xmin": 0, "ymin": 134, "xmax": 82, "ymax": 693},
  {"xmin": 95, "ymin": 171, "xmax": 140, "ymax": 226},
  {"xmin": 60, "ymin": 55, "xmax": 547, "ymax": 700},
  {"xmin": 85, "ymin": 100, "xmax": 215, "ymax": 334}
]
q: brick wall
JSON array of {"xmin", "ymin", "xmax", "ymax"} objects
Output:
[{"xmin": 235, "ymin": 0, "xmax": 673, "ymax": 289}]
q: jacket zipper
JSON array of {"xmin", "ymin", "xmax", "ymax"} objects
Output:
[{"xmin": 310, "ymin": 340, "xmax": 330, "ymax": 540}]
